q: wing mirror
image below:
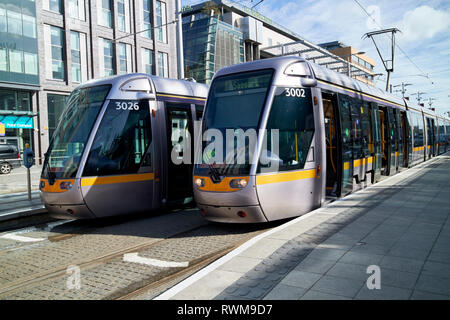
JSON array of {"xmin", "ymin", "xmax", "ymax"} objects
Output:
[{"xmin": 301, "ymin": 78, "xmax": 318, "ymax": 87}]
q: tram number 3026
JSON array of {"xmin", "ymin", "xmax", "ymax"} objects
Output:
[
  {"xmin": 285, "ymin": 88, "xmax": 306, "ymax": 98},
  {"xmin": 115, "ymin": 101, "xmax": 140, "ymax": 111}
]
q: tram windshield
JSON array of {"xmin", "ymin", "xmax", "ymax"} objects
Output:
[
  {"xmin": 197, "ymin": 69, "xmax": 273, "ymax": 175},
  {"xmin": 42, "ymin": 85, "xmax": 111, "ymax": 180}
]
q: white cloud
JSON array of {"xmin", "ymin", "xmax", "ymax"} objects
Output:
[{"xmin": 399, "ymin": 5, "xmax": 450, "ymax": 43}]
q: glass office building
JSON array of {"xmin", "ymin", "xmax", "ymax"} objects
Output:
[
  {"xmin": 0, "ymin": 0, "xmax": 39, "ymax": 152},
  {"xmin": 183, "ymin": 16, "xmax": 244, "ymax": 83}
]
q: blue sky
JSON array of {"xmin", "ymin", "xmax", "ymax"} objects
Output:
[{"xmin": 182, "ymin": 0, "xmax": 450, "ymax": 116}]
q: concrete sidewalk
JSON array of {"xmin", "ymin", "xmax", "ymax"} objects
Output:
[{"xmin": 157, "ymin": 154, "xmax": 450, "ymax": 300}]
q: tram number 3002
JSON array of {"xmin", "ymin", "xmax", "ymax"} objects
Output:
[
  {"xmin": 285, "ymin": 88, "xmax": 306, "ymax": 98},
  {"xmin": 115, "ymin": 101, "xmax": 140, "ymax": 111}
]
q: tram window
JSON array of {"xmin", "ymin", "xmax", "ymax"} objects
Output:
[
  {"xmin": 417, "ymin": 114, "xmax": 424, "ymax": 147},
  {"xmin": 83, "ymin": 100, "xmax": 152, "ymax": 176},
  {"xmin": 260, "ymin": 87, "xmax": 314, "ymax": 172},
  {"xmin": 350, "ymin": 101, "xmax": 363, "ymax": 159},
  {"xmin": 360, "ymin": 103, "xmax": 371, "ymax": 155},
  {"xmin": 203, "ymin": 69, "xmax": 273, "ymax": 130},
  {"xmin": 42, "ymin": 85, "xmax": 111, "ymax": 179}
]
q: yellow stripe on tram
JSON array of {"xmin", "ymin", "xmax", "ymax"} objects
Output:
[
  {"xmin": 81, "ymin": 173, "xmax": 154, "ymax": 187},
  {"xmin": 343, "ymin": 162, "xmax": 350, "ymax": 170},
  {"xmin": 256, "ymin": 169, "xmax": 317, "ymax": 185}
]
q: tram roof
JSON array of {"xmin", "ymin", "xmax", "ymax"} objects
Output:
[
  {"xmin": 213, "ymin": 56, "xmax": 406, "ymax": 109},
  {"xmin": 77, "ymin": 73, "xmax": 208, "ymax": 99}
]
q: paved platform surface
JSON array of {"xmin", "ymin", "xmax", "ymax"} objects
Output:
[
  {"xmin": 156, "ymin": 154, "xmax": 450, "ymax": 300},
  {"xmin": 0, "ymin": 191, "xmax": 44, "ymax": 223},
  {"xmin": 0, "ymin": 166, "xmax": 42, "ymax": 195}
]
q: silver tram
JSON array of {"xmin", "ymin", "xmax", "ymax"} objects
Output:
[
  {"xmin": 40, "ymin": 73, "xmax": 208, "ymax": 219},
  {"xmin": 193, "ymin": 56, "xmax": 450, "ymax": 223}
]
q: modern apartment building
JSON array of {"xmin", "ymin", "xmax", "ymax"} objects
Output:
[
  {"xmin": 319, "ymin": 41, "xmax": 376, "ymax": 86},
  {"xmin": 182, "ymin": 0, "xmax": 376, "ymax": 86},
  {"xmin": 0, "ymin": 0, "xmax": 178, "ymax": 164}
]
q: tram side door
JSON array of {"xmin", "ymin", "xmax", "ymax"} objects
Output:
[
  {"xmin": 165, "ymin": 103, "xmax": 195, "ymax": 203},
  {"xmin": 426, "ymin": 118, "xmax": 433, "ymax": 159},
  {"xmin": 337, "ymin": 95, "xmax": 354, "ymax": 197},
  {"xmin": 322, "ymin": 93, "xmax": 339, "ymax": 197},
  {"xmin": 400, "ymin": 111, "xmax": 408, "ymax": 167},
  {"xmin": 370, "ymin": 104, "xmax": 382, "ymax": 182},
  {"xmin": 378, "ymin": 106, "xmax": 390, "ymax": 176}
]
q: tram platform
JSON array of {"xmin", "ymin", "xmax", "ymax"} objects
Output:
[{"xmin": 156, "ymin": 154, "xmax": 450, "ymax": 300}]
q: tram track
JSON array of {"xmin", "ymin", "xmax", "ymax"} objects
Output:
[
  {"xmin": 0, "ymin": 222, "xmax": 207, "ymax": 297},
  {"xmin": 0, "ymin": 215, "xmax": 275, "ymax": 300}
]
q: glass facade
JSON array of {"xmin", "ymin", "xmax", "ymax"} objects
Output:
[
  {"xmin": 0, "ymin": 0, "xmax": 39, "ymax": 85},
  {"xmin": 183, "ymin": 17, "xmax": 244, "ymax": 83},
  {"xmin": 0, "ymin": 0, "xmax": 38, "ymax": 154},
  {"xmin": 0, "ymin": 89, "xmax": 34, "ymax": 153}
]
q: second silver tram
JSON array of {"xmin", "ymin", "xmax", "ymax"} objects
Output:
[
  {"xmin": 40, "ymin": 74, "xmax": 208, "ymax": 219},
  {"xmin": 193, "ymin": 56, "xmax": 450, "ymax": 223}
]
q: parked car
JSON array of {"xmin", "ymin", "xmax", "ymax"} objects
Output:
[{"xmin": 0, "ymin": 144, "xmax": 22, "ymax": 174}]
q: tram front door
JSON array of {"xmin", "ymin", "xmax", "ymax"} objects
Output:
[{"xmin": 166, "ymin": 103, "xmax": 195, "ymax": 203}]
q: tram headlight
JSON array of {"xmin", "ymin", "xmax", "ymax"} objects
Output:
[
  {"xmin": 229, "ymin": 178, "xmax": 248, "ymax": 189},
  {"xmin": 60, "ymin": 181, "xmax": 73, "ymax": 190},
  {"xmin": 194, "ymin": 178, "xmax": 205, "ymax": 188}
]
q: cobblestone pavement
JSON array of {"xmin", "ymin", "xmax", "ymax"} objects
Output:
[
  {"xmin": 167, "ymin": 155, "xmax": 450, "ymax": 300},
  {"xmin": 0, "ymin": 207, "xmax": 276, "ymax": 299}
]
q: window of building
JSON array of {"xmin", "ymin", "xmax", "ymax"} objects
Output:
[
  {"xmin": 142, "ymin": 0, "xmax": 152, "ymax": 39},
  {"xmin": 157, "ymin": 51, "xmax": 168, "ymax": 77},
  {"xmin": 142, "ymin": 48, "xmax": 154, "ymax": 75},
  {"xmin": 0, "ymin": 48, "xmax": 37, "ymax": 75},
  {"xmin": 0, "ymin": 8, "xmax": 6, "ymax": 32},
  {"xmin": 155, "ymin": 1, "xmax": 167, "ymax": 43},
  {"xmin": 50, "ymin": 26, "xmax": 65, "ymax": 80},
  {"xmin": 103, "ymin": 39, "xmax": 114, "ymax": 76},
  {"xmin": 47, "ymin": 94, "xmax": 67, "ymax": 139},
  {"xmin": 117, "ymin": 0, "xmax": 129, "ymax": 32},
  {"xmin": 68, "ymin": 0, "xmax": 85, "ymax": 20},
  {"xmin": 7, "ymin": 10, "xmax": 22, "ymax": 36},
  {"xmin": 118, "ymin": 43, "xmax": 128, "ymax": 74},
  {"xmin": 24, "ymin": 52, "xmax": 38, "ymax": 75},
  {"xmin": 0, "ymin": 49, "xmax": 7, "ymax": 71},
  {"xmin": 22, "ymin": 14, "xmax": 36, "ymax": 38},
  {"xmin": 0, "ymin": 89, "xmax": 32, "ymax": 113},
  {"xmin": 71, "ymin": 31, "xmax": 81, "ymax": 83},
  {"xmin": 9, "ymin": 50, "xmax": 24, "ymax": 73},
  {"xmin": 48, "ymin": 0, "xmax": 63, "ymax": 14},
  {"xmin": 100, "ymin": 0, "xmax": 112, "ymax": 28}
]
